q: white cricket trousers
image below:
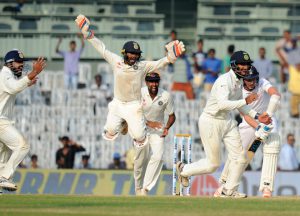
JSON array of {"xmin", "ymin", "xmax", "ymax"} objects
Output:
[
  {"xmin": 134, "ymin": 133, "xmax": 164, "ymax": 191},
  {"xmin": 181, "ymin": 113, "xmax": 247, "ymax": 191},
  {"xmin": 221, "ymin": 123, "xmax": 280, "ymax": 192},
  {"xmin": 0, "ymin": 120, "xmax": 30, "ymax": 179},
  {"xmin": 105, "ymin": 99, "xmax": 146, "ymax": 141}
]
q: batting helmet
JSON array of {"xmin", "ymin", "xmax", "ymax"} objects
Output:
[
  {"xmin": 244, "ymin": 66, "xmax": 259, "ymax": 82},
  {"xmin": 230, "ymin": 50, "xmax": 253, "ymax": 66},
  {"xmin": 121, "ymin": 41, "xmax": 142, "ymax": 54},
  {"xmin": 230, "ymin": 50, "xmax": 253, "ymax": 79}
]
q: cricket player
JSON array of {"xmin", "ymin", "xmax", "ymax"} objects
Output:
[
  {"xmin": 134, "ymin": 72, "xmax": 176, "ymax": 195},
  {"xmin": 176, "ymin": 51, "xmax": 272, "ymax": 198},
  {"xmin": 0, "ymin": 50, "xmax": 46, "ymax": 191},
  {"xmin": 215, "ymin": 66, "xmax": 281, "ymax": 198},
  {"xmin": 75, "ymin": 15, "xmax": 184, "ymax": 149}
]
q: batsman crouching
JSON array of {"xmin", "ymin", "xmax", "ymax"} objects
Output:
[
  {"xmin": 176, "ymin": 51, "xmax": 272, "ymax": 198},
  {"xmin": 0, "ymin": 50, "xmax": 46, "ymax": 191},
  {"xmin": 75, "ymin": 15, "xmax": 184, "ymax": 151},
  {"xmin": 216, "ymin": 66, "xmax": 281, "ymax": 198}
]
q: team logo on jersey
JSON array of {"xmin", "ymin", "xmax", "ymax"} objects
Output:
[
  {"xmin": 133, "ymin": 42, "xmax": 139, "ymax": 50},
  {"xmin": 158, "ymin": 101, "xmax": 163, "ymax": 106},
  {"xmin": 133, "ymin": 65, "xmax": 138, "ymax": 70}
]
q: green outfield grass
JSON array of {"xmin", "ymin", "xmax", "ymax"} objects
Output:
[{"xmin": 0, "ymin": 195, "xmax": 300, "ymax": 216}]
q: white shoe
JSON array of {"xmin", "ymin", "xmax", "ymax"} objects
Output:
[
  {"xmin": 136, "ymin": 188, "xmax": 148, "ymax": 196},
  {"xmin": 213, "ymin": 185, "xmax": 223, "ymax": 197},
  {"xmin": 220, "ymin": 190, "xmax": 247, "ymax": 198},
  {"xmin": 136, "ymin": 188, "xmax": 142, "ymax": 196},
  {"xmin": 141, "ymin": 189, "xmax": 148, "ymax": 196},
  {"xmin": 262, "ymin": 188, "xmax": 272, "ymax": 198},
  {"xmin": 176, "ymin": 162, "xmax": 189, "ymax": 187},
  {"xmin": 0, "ymin": 176, "xmax": 17, "ymax": 191}
]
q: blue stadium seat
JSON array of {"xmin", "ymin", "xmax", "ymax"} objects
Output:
[
  {"xmin": 232, "ymin": 27, "xmax": 249, "ymax": 33},
  {"xmin": 0, "ymin": 23, "xmax": 12, "ymax": 30},
  {"xmin": 112, "ymin": 4, "xmax": 128, "ymax": 14},
  {"xmin": 288, "ymin": 7, "xmax": 300, "ymax": 16},
  {"xmin": 204, "ymin": 27, "xmax": 222, "ymax": 34},
  {"xmin": 234, "ymin": 10, "xmax": 250, "ymax": 16},
  {"xmin": 261, "ymin": 27, "xmax": 279, "ymax": 34},
  {"xmin": 19, "ymin": 20, "xmax": 37, "ymax": 30},
  {"xmin": 137, "ymin": 21, "xmax": 154, "ymax": 31},
  {"xmin": 112, "ymin": 25, "xmax": 131, "ymax": 32},
  {"xmin": 213, "ymin": 5, "xmax": 231, "ymax": 15},
  {"xmin": 52, "ymin": 24, "xmax": 69, "ymax": 31},
  {"xmin": 136, "ymin": 9, "xmax": 153, "ymax": 14},
  {"xmin": 291, "ymin": 22, "xmax": 300, "ymax": 33}
]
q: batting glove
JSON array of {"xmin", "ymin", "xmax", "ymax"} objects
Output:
[
  {"xmin": 255, "ymin": 123, "xmax": 273, "ymax": 140},
  {"xmin": 165, "ymin": 40, "xmax": 185, "ymax": 63},
  {"xmin": 75, "ymin": 14, "xmax": 94, "ymax": 40}
]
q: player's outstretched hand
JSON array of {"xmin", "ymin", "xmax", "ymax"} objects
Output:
[
  {"xmin": 165, "ymin": 40, "xmax": 185, "ymax": 63},
  {"xmin": 33, "ymin": 57, "xmax": 46, "ymax": 75},
  {"xmin": 75, "ymin": 14, "xmax": 94, "ymax": 39},
  {"xmin": 258, "ymin": 112, "xmax": 272, "ymax": 125},
  {"xmin": 245, "ymin": 93, "xmax": 258, "ymax": 105}
]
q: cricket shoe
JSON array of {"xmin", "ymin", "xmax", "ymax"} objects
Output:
[
  {"xmin": 213, "ymin": 185, "xmax": 223, "ymax": 197},
  {"xmin": 0, "ymin": 176, "xmax": 17, "ymax": 191},
  {"xmin": 262, "ymin": 188, "xmax": 272, "ymax": 198},
  {"xmin": 220, "ymin": 190, "xmax": 247, "ymax": 198},
  {"xmin": 136, "ymin": 188, "xmax": 148, "ymax": 196},
  {"xmin": 176, "ymin": 162, "xmax": 189, "ymax": 187}
]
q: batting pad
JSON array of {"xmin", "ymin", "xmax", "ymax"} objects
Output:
[{"xmin": 260, "ymin": 133, "xmax": 281, "ymax": 192}]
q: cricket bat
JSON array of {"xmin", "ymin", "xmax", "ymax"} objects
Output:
[{"xmin": 246, "ymin": 138, "xmax": 263, "ymax": 162}]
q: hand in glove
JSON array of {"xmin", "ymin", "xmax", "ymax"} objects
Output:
[
  {"xmin": 75, "ymin": 14, "xmax": 94, "ymax": 39},
  {"xmin": 165, "ymin": 40, "xmax": 185, "ymax": 63}
]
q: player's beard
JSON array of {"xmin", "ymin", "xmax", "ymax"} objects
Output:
[
  {"xmin": 8, "ymin": 63, "xmax": 23, "ymax": 78},
  {"xmin": 124, "ymin": 54, "xmax": 140, "ymax": 66},
  {"xmin": 149, "ymin": 85, "xmax": 158, "ymax": 95}
]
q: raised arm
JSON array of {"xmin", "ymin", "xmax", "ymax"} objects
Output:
[
  {"xmin": 75, "ymin": 14, "xmax": 120, "ymax": 66},
  {"xmin": 78, "ymin": 33, "xmax": 85, "ymax": 50},
  {"xmin": 144, "ymin": 40, "xmax": 185, "ymax": 74}
]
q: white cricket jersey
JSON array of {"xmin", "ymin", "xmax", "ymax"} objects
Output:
[
  {"xmin": 0, "ymin": 66, "xmax": 30, "ymax": 121},
  {"xmin": 203, "ymin": 69, "xmax": 252, "ymax": 120},
  {"xmin": 89, "ymin": 37, "xmax": 170, "ymax": 102},
  {"xmin": 239, "ymin": 78, "xmax": 278, "ymax": 132},
  {"xmin": 141, "ymin": 87, "xmax": 174, "ymax": 131}
]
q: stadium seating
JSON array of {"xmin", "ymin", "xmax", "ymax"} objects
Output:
[{"xmin": 0, "ymin": 0, "xmax": 166, "ymax": 60}]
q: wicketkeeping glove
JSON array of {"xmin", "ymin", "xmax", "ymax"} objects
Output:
[
  {"xmin": 255, "ymin": 123, "xmax": 273, "ymax": 140},
  {"xmin": 165, "ymin": 40, "xmax": 185, "ymax": 63},
  {"xmin": 75, "ymin": 14, "xmax": 94, "ymax": 39}
]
